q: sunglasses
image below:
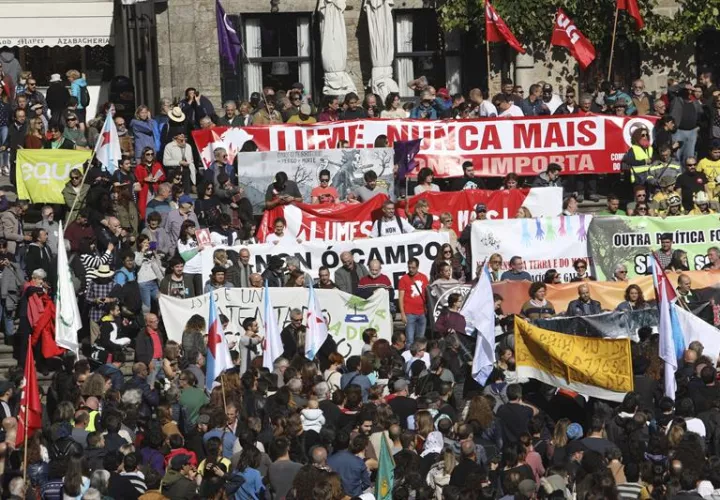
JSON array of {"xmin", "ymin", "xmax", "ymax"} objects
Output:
[
  {"xmin": 144, "ymin": 152, "xmax": 154, "ymax": 156},
  {"xmin": 617, "ymin": 270, "xmax": 628, "ymax": 274},
  {"xmin": 320, "ymin": 178, "xmax": 330, "ymax": 182},
  {"xmin": 686, "ymin": 163, "xmax": 697, "ymax": 167},
  {"xmin": 443, "ymin": 250, "xmax": 453, "ymax": 254},
  {"xmin": 576, "ymin": 265, "xmax": 587, "ymax": 269}
]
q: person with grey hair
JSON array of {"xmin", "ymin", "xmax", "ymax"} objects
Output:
[
  {"xmin": 311, "ymin": 445, "xmax": 330, "ymax": 470},
  {"xmin": 163, "ymin": 129, "xmax": 196, "ymax": 193},
  {"xmin": 218, "ymin": 100, "xmax": 244, "ymax": 127},
  {"xmin": 314, "ymin": 381, "xmax": 330, "ymax": 401},
  {"xmin": 280, "ymin": 308, "xmax": 305, "ymax": 360},
  {"xmin": 8, "ymin": 476, "xmax": 25, "ymax": 498},
  {"xmin": 82, "ymin": 488, "xmax": 102, "ymax": 500},
  {"xmin": 90, "ymin": 470, "xmax": 110, "ymax": 495},
  {"xmin": 401, "ymin": 339, "xmax": 430, "ymax": 373},
  {"xmin": 688, "ymin": 340, "xmax": 704, "ymax": 357},
  {"xmin": 578, "ymin": 93, "xmax": 593, "ymax": 114},
  {"xmin": 287, "ymin": 378, "xmax": 307, "ymax": 407},
  {"xmin": 612, "ymin": 264, "xmax": 629, "ymax": 282},
  {"xmin": 273, "ymin": 357, "xmax": 290, "ymax": 389},
  {"xmin": 284, "ymin": 256, "xmax": 312, "ymax": 288},
  {"xmin": 335, "ymin": 251, "xmax": 370, "ymax": 295},
  {"xmin": 37, "ymin": 205, "xmax": 59, "ymax": 254}
]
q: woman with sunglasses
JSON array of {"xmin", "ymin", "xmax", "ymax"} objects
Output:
[
  {"xmin": 135, "ymin": 146, "xmax": 166, "ymax": 220},
  {"xmin": 570, "ymin": 258, "xmax": 595, "ymax": 282},
  {"xmin": 310, "ymin": 168, "xmax": 339, "ymax": 204},
  {"xmin": 63, "ymin": 112, "xmax": 88, "ymax": 148},
  {"xmin": 24, "ymin": 117, "xmax": 44, "ymax": 149},
  {"xmin": 429, "ymin": 243, "xmax": 464, "ymax": 282},
  {"xmin": 177, "ymin": 219, "xmax": 205, "ymax": 295}
]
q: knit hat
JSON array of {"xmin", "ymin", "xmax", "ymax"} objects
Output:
[{"xmin": 566, "ymin": 422, "xmax": 584, "ymax": 440}]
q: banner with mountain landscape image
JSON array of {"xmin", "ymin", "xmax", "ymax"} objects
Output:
[
  {"xmin": 235, "ymin": 148, "xmax": 395, "ymax": 214},
  {"xmin": 534, "ymin": 308, "xmax": 658, "ymax": 342},
  {"xmin": 588, "ymin": 215, "xmax": 719, "ymax": 280},
  {"xmin": 159, "ymin": 288, "xmax": 392, "ymax": 359},
  {"xmin": 470, "ymin": 215, "xmax": 593, "ymax": 280}
]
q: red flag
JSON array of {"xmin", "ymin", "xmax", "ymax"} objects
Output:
[
  {"xmin": 550, "ymin": 9, "xmax": 596, "ymax": 70},
  {"xmin": 485, "ymin": 0, "xmax": 525, "ymax": 54},
  {"xmin": 16, "ymin": 338, "xmax": 42, "ymax": 447},
  {"xmin": 618, "ymin": 0, "xmax": 644, "ymax": 30}
]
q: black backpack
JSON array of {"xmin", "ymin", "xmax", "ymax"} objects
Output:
[{"xmin": 79, "ymin": 85, "xmax": 91, "ymax": 108}]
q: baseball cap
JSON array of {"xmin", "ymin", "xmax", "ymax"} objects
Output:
[
  {"xmin": 475, "ymin": 203, "xmax": 487, "ymax": 213},
  {"xmin": 197, "ymin": 414, "xmax": 211, "ymax": 425},
  {"xmin": 300, "ymin": 103, "xmax": 312, "ymax": 115},
  {"xmin": 566, "ymin": 440, "xmax": 587, "ymax": 455},
  {"xmin": 437, "ymin": 87, "xmax": 450, "ymax": 98},
  {"xmin": 178, "ymin": 194, "xmax": 194, "ymax": 206},
  {"xmin": 542, "ymin": 83, "xmax": 553, "ymax": 92},
  {"xmin": 170, "ymin": 454, "xmax": 192, "ymax": 470}
]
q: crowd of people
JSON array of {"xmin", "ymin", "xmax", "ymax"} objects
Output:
[{"xmin": 0, "ymin": 57, "xmax": 717, "ymax": 500}]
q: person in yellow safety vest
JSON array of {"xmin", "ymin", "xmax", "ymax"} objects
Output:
[
  {"xmin": 653, "ymin": 175, "xmax": 681, "ymax": 212},
  {"xmin": 688, "ymin": 191, "xmax": 718, "ymax": 215},
  {"xmin": 621, "ymin": 127, "xmax": 654, "ymax": 185},
  {"xmin": 83, "ymin": 396, "xmax": 101, "ymax": 432},
  {"xmin": 662, "ymin": 194, "xmax": 685, "ymax": 217},
  {"xmin": 646, "ymin": 144, "xmax": 682, "ymax": 193}
]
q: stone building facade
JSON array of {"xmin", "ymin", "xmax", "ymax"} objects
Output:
[{"xmin": 153, "ymin": 0, "xmax": 712, "ymax": 109}]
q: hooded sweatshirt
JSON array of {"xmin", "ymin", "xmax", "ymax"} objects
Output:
[
  {"xmin": 160, "ymin": 470, "xmax": 197, "ymax": 500},
  {"xmin": 0, "ymin": 51, "xmax": 21, "ymax": 85},
  {"xmin": 300, "ymin": 408, "xmax": 326, "ymax": 433}
]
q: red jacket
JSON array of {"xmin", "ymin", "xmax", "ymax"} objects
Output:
[{"xmin": 164, "ymin": 447, "xmax": 198, "ymax": 468}]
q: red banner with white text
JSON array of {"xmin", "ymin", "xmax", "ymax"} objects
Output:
[
  {"xmin": 257, "ymin": 195, "xmax": 389, "ymax": 243},
  {"xmin": 256, "ymin": 187, "xmax": 562, "ymax": 242},
  {"xmin": 192, "ymin": 115, "xmax": 656, "ymax": 177}
]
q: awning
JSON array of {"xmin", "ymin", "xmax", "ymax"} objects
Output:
[{"xmin": 0, "ymin": 2, "xmax": 115, "ymax": 48}]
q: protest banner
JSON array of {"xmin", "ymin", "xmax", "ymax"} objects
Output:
[
  {"xmin": 201, "ymin": 231, "xmax": 449, "ymax": 291},
  {"xmin": 159, "ymin": 288, "xmax": 392, "ymax": 359},
  {"xmin": 588, "ymin": 215, "xmax": 720, "ymax": 280},
  {"xmin": 16, "ymin": 150, "xmax": 91, "ymax": 204},
  {"xmin": 257, "ymin": 196, "xmax": 388, "ymax": 243},
  {"xmin": 514, "ymin": 316, "xmax": 633, "ymax": 402},
  {"xmin": 470, "ymin": 215, "xmax": 593, "ymax": 280},
  {"xmin": 489, "ymin": 270, "xmax": 720, "ymax": 315},
  {"xmin": 192, "ymin": 115, "xmax": 656, "ymax": 177},
  {"xmin": 535, "ymin": 309, "xmax": 658, "ymax": 342},
  {"xmin": 398, "ymin": 187, "xmax": 563, "ymax": 235},
  {"xmin": 235, "ymin": 148, "xmax": 394, "ymax": 214}
]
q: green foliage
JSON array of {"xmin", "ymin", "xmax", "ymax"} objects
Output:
[{"xmin": 438, "ymin": 0, "xmax": 720, "ymax": 52}]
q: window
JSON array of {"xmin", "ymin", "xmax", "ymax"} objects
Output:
[
  {"xmin": 395, "ymin": 9, "xmax": 455, "ymax": 97},
  {"xmin": 18, "ymin": 46, "xmax": 114, "ymax": 86},
  {"xmin": 231, "ymin": 14, "xmax": 312, "ymax": 100}
]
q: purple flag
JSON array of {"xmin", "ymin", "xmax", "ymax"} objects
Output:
[
  {"xmin": 394, "ymin": 139, "xmax": 422, "ymax": 182},
  {"xmin": 216, "ymin": 0, "xmax": 241, "ymax": 70}
]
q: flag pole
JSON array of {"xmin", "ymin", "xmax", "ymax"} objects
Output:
[
  {"xmin": 607, "ymin": 3, "xmax": 620, "ymax": 82},
  {"xmin": 220, "ymin": 373, "xmax": 227, "ymax": 415},
  {"xmin": 66, "ymin": 148, "xmax": 98, "ymax": 224},
  {"xmin": 22, "ymin": 338, "xmax": 30, "ymax": 483},
  {"xmin": 486, "ymin": 38, "xmax": 492, "ymax": 93}
]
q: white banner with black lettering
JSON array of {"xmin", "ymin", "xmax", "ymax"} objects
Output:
[
  {"xmin": 159, "ymin": 288, "xmax": 393, "ymax": 359},
  {"xmin": 201, "ymin": 232, "xmax": 449, "ymax": 291},
  {"xmin": 470, "ymin": 215, "xmax": 593, "ymax": 281}
]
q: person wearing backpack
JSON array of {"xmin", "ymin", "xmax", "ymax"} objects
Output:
[
  {"xmin": 370, "ymin": 199, "xmax": 415, "ymax": 237},
  {"xmin": 66, "ymin": 69, "xmax": 89, "ymax": 129}
]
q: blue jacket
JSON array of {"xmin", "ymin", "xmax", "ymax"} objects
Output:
[
  {"xmin": 97, "ymin": 363, "xmax": 124, "ymax": 391},
  {"xmin": 410, "ymin": 104, "xmax": 438, "ymax": 120},
  {"xmin": 327, "ymin": 450, "xmax": 371, "ymax": 496},
  {"xmin": 129, "ymin": 118, "xmax": 162, "ymax": 159},
  {"xmin": 203, "ymin": 428, "xmax": 237, "ymax": 458},
  {"xmin": 340, "ymin": 371, "xmax": 372, "ymax": 403},
  {"xmin": 70, "ymin": 77, "xmax": 87, "ymax": 110}
]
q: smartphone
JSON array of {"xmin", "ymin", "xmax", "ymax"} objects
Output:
[{"xmin": 149, "ymin": 241, "xmax": 158, "ymax": 251}]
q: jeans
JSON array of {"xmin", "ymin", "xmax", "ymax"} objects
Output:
[
  {"xmin": 405, "ymin": 313, "xmax": 427, "ymax": 346},
  {"xmin": 673, "ymin": 128, "xmax": 698, "ymax": 167},
  {"xmin": 139, "ymin": 280, "xmax": 159, "ymax": 313},
  {"xmin": 0, "ymin": 300, "xmax": 14, "ymax": 339},
  {"xmin": 0, "ymin": 126, "xmax": 8, "ymax": 167},
  {"xmin": 148, "ymin": 357, "xmax": 163, "ymax": 386}
]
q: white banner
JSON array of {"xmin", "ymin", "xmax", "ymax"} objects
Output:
[
  {"xmin": 202, "ymin": 232, "xmax": 449, "ymax": 291},
  {"xmin": 159, "ymin": 288, "xmax": 393, "ymax": 359},
  {"xmin": 470, "ymin": 215, "xmax": 592, "ymax": 281},
  {"xmin": 237, "ymin": 148, "xmax": 395, "ymax": 214}
]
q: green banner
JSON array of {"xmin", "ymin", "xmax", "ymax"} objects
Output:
[
  {"xmin": 16, "ymin": 149, "xmax": 90, "ymax": 204},
  {"xmin": 588, "ymin": 215, "xmax": 719, "ymax": 280}
]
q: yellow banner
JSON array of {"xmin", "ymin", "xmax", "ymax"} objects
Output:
[
  {"xmin": 514, "ymin": 316, "xmax": 633, "ymax": 401},
  {"xmin": 16, "ymin": 149, "xmax": 90, "ymax": 204}
]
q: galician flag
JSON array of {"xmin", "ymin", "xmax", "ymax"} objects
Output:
[
  {"xmin": 55, "ymin": 222, "xmax": 80, "ymax": 353},
  {"xmin": 650, "ymin": 252, "xmax": 685, "ymax": 400},
  {"xmin": 205, "ymin": 291, "xmax": 233, "ymax": 393},
  {"xmin": 93, "ymin": 107, "xmax": 122, "ymax": 174},
  {"xmin": 305, "ymin": 283, "xmax": 329, "ymax": 360},
  {"xmin": 461, "ymin": 263, "xmax": 496, "ymax": 385},
  {"xmin": 376, "ymin": 433, "xmax": 395, "ymax": 500},
  {"xmin": 262, "ymin": 282, "xmax": 283, "ymax": 371}
]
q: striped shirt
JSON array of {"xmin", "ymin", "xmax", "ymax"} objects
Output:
[
  {"xmin": 617, "ymin": 482, "xmax": 643, "ymax": 500},
  {"xmin": 120, "ymin": 471, "xmax": 147, "ymax": 495}
]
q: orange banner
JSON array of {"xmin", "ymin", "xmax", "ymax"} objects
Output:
[{"xmin": 493, "ymin": 270, "xmax": 720, "ymax": 315}]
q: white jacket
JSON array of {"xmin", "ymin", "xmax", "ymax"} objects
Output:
[
  {"xmin": 300, "ymin": 408, "xmax": 326, "ymax": 433},
  {"xmin": 163, "ymin": 141, "xmax": 197, "ymax": 184}
]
